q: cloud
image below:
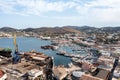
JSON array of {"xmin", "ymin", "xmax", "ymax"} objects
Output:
[
  {"xmin": 1, "ymin": 0, "xmax": 120, "ymax": 17},
  {"xmin": 0, "ymin": 0, "xmax": 77, "ymax": 16},
  {"xmin": 0, "ymin": 0, "xmax": 120, "ymax": 27},
  {"xmin": 75, "ymin": 0, "xmax": 120, "ymax": 25}
]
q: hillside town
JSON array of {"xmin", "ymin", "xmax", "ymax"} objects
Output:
[
  {"xmin": 0, "ymin": 27, "xmax": 120, "ymax": 80},
  {"xmin": 1, "ymin": 0, "xmax": 120, "ymax": 79}
]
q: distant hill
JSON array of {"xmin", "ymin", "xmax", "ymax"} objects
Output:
[
  {"xmin": 22, "ymin": 28, "xmax": 35, "ymax": 32},
  {"xmin": 0, "ymin": 27, "xmax": 17, "ymax": 32},
  {"xmin": 0, "ymin": 27, "xmax": 81, "ymax": 35},
  {"xmin": 69, "ymin": 26, "xmax": 96, "ymax": 32},
  {"xmin": 61, "ymin": 27, "xmax": 82, "ymax": 34},
  {"xmin": 69, "ymin": 26, "xmax": 120, "ymax": 33},
  {"xmin": 100, "ymin": 27, "xmax": 120, "ymax": 32},
  {"xmin": 1, "ymin": 26, "xmax": 120, "ymax": 34},
  {"xmin": 23, "ymin": 27, "xmax": 81, "ymax": 34}
]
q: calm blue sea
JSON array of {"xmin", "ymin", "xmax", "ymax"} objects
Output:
[{"xmin": 0, "ymin": 37, "xmax": 71, "ymax": 66}]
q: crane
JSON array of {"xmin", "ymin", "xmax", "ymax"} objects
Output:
[{"xmin": 12, "ymin": 33, "xmax": 21, "ymax": 64}]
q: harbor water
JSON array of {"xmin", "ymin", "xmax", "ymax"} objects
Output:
[
  {"xmin": 0, "ymin": 37, "xmax": 87, "ymax": 66},
  {"xmin": 0, "ymin": 37, "xmax": 71, "ymax": 66}
]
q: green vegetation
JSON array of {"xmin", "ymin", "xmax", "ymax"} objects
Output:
[{"xmin": 3, "ymin": 48, "xmax": 12, "ymax": 52}]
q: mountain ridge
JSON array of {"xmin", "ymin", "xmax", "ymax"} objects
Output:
[
  {"xmin": 1, "ymin": 26, "xmax": 120, "ymax": 34},
  {"xmin": 0, "ymin": 26, "xmax": 82, "ymax": 34}
]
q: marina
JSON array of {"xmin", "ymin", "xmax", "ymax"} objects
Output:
[
  {"xmin": 0, "ymin": 37, "xmax": 87, "ymax": 66},
  {"xmin": 1, "ymin": 1, "xmax": 120, "ymax": 79},
  {"xmin": 0, "ymin": 36, "xmax": 120, "ymax": 80}
]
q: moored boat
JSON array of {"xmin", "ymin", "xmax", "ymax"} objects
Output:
[
  {"xmin": 41, "ymin": 45, "xmax": 59, "ymax": 50},
  {"xmin": 56, "ymin": 50, "xmax": 67, "ymax": 55}
]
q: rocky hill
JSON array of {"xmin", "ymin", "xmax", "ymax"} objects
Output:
[
  {"xmin": 1, "ymin": 26, "xmax": 120, "ymax": 34},
  {"xmin": 0, "ymin": 26, "xmax": 82, "ymax": 34},
  {"xmin": 0, "ymin": 27, "xmax": 17, "ymax": 32},
  {"xmin": 69, "ymin": 26, "xmax": 120, "ymax": 33}
]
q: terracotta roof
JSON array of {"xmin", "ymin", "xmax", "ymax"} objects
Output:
[
  {"xmin": 80, "ymin": 74, "xmax": 102, "ymax": 80},
  {"xmin": 0, "ymin": 70, "xmax": 4, "ymax": 78},
  {"xmin": 53, "ymin": 66, "xmax": 67, "ymax": 80},
  {"xmin": 95, "ymin": 69, "xmax": 110, "ymax": 80},
  {"xmin": 80, "ymin": 69, "xmax": 110, "ymax": 80}
]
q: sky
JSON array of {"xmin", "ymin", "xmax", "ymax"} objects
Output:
[{"xmin": 0, "ymin": 0, "xmax": 120, "ymax": 29}]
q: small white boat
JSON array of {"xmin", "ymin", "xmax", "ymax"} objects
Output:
[
  {"xmin": 52, "ymin": 46, "xmax": 59, "ymax": 50},
  {"xmin": 56, "ymin": 50, "xmax": 67, "ymax": 55}
]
